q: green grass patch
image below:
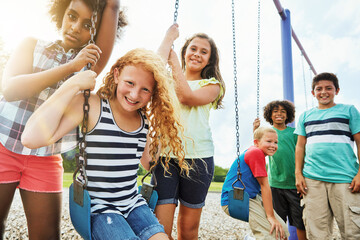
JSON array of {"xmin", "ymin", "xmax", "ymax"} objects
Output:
[
  {"xmin": 63, "ymin": 172, "xmax": 223, "ymax": 192},
  {"xmin": 208, "ymin": 181, "xmax": 223, "ymax": 192},
  {"xmin": 63, "ymin": 172, "xmax": 73, "ymax": 188}
]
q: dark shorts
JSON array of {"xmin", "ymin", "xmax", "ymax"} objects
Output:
[
  {"xmin": 271, "ymin": 187, "xmax": 305, "ymax": 230},
  {"xmin": 152, "ymin": 157, "xmax": 214, "ymax": 209}
]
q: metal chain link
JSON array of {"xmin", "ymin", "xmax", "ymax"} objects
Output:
[
  {"xmin": 171, "ymin": 0, "xmax": 180, "ymax": 50},
  {"xmin": 309, "ymin": 68, "xmax": 314, "ymax": 108},
  {"xmin": 88, "ymin": 11, "xmax": 98, "ymax": 45},
  {"xmin": 256, "ymin": 0, "xmax": 261, "ymax": 118},
  {"xmin": 300, "ymin": 51, "xmax": 309, "ymax": 109},
  {"xmin": 231, "ymin": 0, "xmax": 241, "ymax": 181},
  {"xmin": 173, "ymin": 0, "xmax": 179, "ymax": 23},
  {"xmin": 74, "ymin": 0, "xmax": 99, "ymax": 188}
]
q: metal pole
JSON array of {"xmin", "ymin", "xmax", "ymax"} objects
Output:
[
  {"xmin": 273, "ymin": 0, "xmax": 317, "ymax": 75},
  {"xmin": 281, "ymin": 9, "xmax": 294, "ymax": 106},
  {"xmin": 275, "ymin": 5, "xmax": 298, "ymax": 240},
  {"xmin": 291, "ymin": 31, "xmax": 317, "ymax": 75}
]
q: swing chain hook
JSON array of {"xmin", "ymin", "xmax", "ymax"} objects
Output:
[
  {"xmin": 232, "ymin": 171, "xmax": 246, "ymax": 191},
  {"xmin": 141, "ymin": 170, "xmax": 157, "ymax": 188}
]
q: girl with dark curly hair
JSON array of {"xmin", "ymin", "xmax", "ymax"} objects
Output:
[{"xmin": 0, "ymin": 0, "xmax": 126, "ymax": 238}]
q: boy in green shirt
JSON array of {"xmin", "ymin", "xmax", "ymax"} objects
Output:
[{"xmin": 254, "ymin": 100, "xmax": 306, "ymax": 240}]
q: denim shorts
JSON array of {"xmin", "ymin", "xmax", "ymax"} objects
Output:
[
  {"xmin": 91, "ymin": 204, "xmax": 165, "ymax": 240},
  {"xmin": 153, "ymin": 157, "xmax": 214, "ymax": 208}
]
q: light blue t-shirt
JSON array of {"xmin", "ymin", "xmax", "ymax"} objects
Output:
[{"xmin": 295, "ymin": 104, "xmax": 360, "ymax": 183}]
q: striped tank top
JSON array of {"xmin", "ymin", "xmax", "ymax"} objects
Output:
[{"xmin": 81, "ymin": 99, "xmax": 148, "ymax": 217}]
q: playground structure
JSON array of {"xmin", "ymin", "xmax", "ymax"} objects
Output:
[
  {"xmin": 230, "ymin": 1, "xmax": 317, "ymax": 239},
  {"xmin": 4, "ymin": 0, "xmax": 355, "ymax": 239},
  {"xmin": 68, "ymin": 0, "xmax": 318, "ymax": 238},
  {"xmin": 272, "ymin": 0, "xmax": 316, "ymax": 126}
]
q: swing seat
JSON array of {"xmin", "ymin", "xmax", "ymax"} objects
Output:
[
  {"xmin": 228, "ymin": 187, "xmax": 250, "ymax": 222},
  {"xmin": 138, "ymin": 183, "xmax": 158, "ymax": 211},
  {"xmin": 69, "ymin": 183, "xmax": 92, "ymax": 240}
]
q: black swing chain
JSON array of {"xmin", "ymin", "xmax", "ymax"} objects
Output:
[
  {"xmin": 231, "ymin": 0, "xmax": 261, "ymax": 188},
  {"xmin": 88, "ymin": 5, "xmax": 98, "ymax": 46},
  {"xmin": 308, "ymin": 68, "xmax": 314, "ymax": 108},
  {"xmin": 256, "ymin": 0, "xmax": 261, "ymax": 119},
  {"xmin": 173, "ymin": 0, "xmax": 179, "ymax": 24},
  {"xmin": 144, "ymin": 0, "xmax": 180, "ymax": 182},
  {"xmin": 300, "ymin": 51, "xmax": 309, "ymax": 110},
  {"xmin": 170, "ymin": 0, "xmax": 179, "ymax": 51},
  {"xmin": 74, "ymin": 0, "xmax": 99, "ymax": 189},
  {"xmin": 231, "ymin": 0, "xmax": 242, "ymax": 183}
]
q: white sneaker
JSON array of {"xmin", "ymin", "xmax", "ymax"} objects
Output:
[{"xmin": 244, "ymin": 233, "xmax": 255, "ymax": 240}]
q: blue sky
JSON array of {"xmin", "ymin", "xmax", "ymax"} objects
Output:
[{"xmin": 1, "ymin": 0, "xmax": 359, "ymax": 168}]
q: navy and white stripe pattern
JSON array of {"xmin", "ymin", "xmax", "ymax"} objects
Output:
[
  {"xmin": 0, "ymin": 40, "xmax": 78, "ymax": 156},
  {"xmin": 305, "ymin": 117, "xmax": 354, "ymax": 146},
  {"xmin": 81, "ymin": 99, "xmax": 148, "ymax": 217}
]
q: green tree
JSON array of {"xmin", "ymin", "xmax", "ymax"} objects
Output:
[
  {"xmin": 137, "ymin": 165, "xmax": 147, "ymax": 175},
  {"xmin": 213, "ymin": 165, "xmax": 229, "ymax": 182},
  {"xmin": 62, "ymin": 148, "xmax": 78, "ymax": 172}
]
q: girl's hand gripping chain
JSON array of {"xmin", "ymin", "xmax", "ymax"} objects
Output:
[
  {"xmin": 72, "ymin": 44, "xmax": 102, "ymax": 72},
  {"xmin": 65, "ymin": 70, "xmax": 97, "ymax": 91}
]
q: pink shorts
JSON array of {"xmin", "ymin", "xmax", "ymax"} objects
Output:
[{"xmin": 0, "ymin": 143, "xmax": 63, "ymax": 192}]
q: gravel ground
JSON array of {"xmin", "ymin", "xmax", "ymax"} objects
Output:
[{"xmin": 4, "ymin": 190, "xmax": 341, "ymax": 240}]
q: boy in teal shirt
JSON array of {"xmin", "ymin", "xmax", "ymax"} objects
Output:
[{"xmin": 295, "ymin": 72, "xmax": 360, "ymax": 239}]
